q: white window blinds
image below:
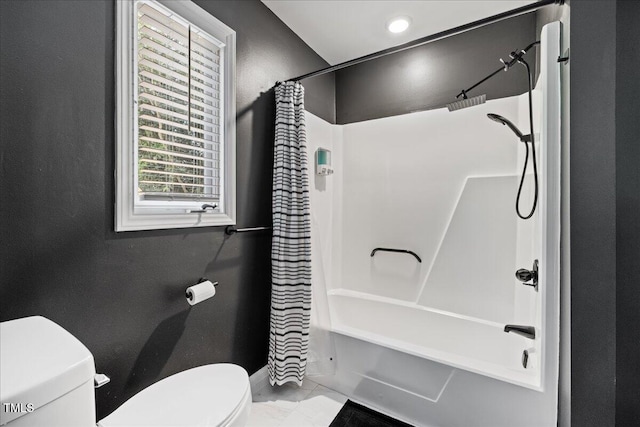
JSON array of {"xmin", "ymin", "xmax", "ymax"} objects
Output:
[{"xmin": 136, "ymin": 1, "xmax": 223, "ymax": 202}]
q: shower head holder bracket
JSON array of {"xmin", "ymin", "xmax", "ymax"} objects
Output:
[{"xmin": 520, "ymin": 134, "xmax": 533, "ymax": 143}]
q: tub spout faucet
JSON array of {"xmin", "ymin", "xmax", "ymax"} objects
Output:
[{"xmin": 504, "ymin": 325, "xmax": 536, "ymax": 339}]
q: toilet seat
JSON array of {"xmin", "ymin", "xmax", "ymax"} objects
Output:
[{"xmin": 98, "ymin": 364, "xmax": 251, "ymax": 427}]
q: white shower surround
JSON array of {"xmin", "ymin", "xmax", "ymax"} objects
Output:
[{"xmin": 305, "ymin": 22, "xmax": 560, "ymax": 427}]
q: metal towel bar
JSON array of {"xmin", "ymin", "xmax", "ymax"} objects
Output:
[
  {"xmin": 370, "ymin": 247, "xmax": 422, "ymax": 263},
  {"xmin": 225, "ymin": 225, "xmax": 271, "ymax": 235}
]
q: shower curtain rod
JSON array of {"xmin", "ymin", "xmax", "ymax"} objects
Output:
[{"xmin": 285, "ymin": 0, "xmax": 562, "ymax": 83}]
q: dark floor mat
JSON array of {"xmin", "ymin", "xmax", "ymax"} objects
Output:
[{"xmin": 330, "ymin": 400, "xmax": 414, "ymax": 427}]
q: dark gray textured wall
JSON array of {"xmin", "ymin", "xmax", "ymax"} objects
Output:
[
  {"xmin": 615, "ymin": 0, "xmax": 640, "ymax": 424},
  {"xmin": 570, "ymin": 2, "xmax": 640, "ymax": 425},
  {"xmin": 334, "ymin": 13, "xmax": 536, "ymax": 124},
  {"xmin": 192, "ymin": 1, "xmax": 335, "ymax": 124},
  {"xmin": 0, "ymin": 0, "xmax": 333, "ymax": 419},
  {"xmin": 570, "ymin": 1, "xmax": 617, "ymax": 426}
]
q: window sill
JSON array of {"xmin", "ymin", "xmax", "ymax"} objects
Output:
[{"xmin": 115, "ymin": 209, "xmax": 235, "ymax": 232}]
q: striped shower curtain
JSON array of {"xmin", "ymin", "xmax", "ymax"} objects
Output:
[{"xmin": 268, "ymin": 81, "xmax": 311, "ymax": 386}]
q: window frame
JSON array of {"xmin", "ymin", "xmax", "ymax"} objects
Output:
[{"xmin": 115, "ymin": 0, "xmax": 236, "ymax": 232}]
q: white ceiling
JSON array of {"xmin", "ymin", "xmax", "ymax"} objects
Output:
[{"xmin": 262, "ymin": 1, "xmax": 536, "ymax": 65}]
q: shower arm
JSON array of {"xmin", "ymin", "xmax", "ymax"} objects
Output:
[{"xmin": 455, "ymin": 41, "xmax": 539, "ymax": 100}]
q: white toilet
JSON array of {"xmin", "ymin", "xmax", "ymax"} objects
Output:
[{"xmin": 0, "ymin": 316, "xmax": 252, "ymax": 427}]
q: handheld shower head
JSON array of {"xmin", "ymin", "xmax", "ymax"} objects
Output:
[
  {"xmin": 488, "ymin": 110, "xmax": 538, "ymax": 221},
  {"xmin": 487, "ymin": 113, "xmax": 525, "ymax": 140}
]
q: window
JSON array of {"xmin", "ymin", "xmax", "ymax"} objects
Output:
[{"xmin": 116, "ymin": 0, "xmax": 236, "ymax": 231}]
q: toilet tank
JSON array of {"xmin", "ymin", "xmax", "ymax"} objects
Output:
[{"xmin": 0, "ymin": 316, "xmax": 96, "ymax": 426}]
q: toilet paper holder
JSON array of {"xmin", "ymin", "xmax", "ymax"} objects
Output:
[
  {"xmin": 185, "ymin": 278, "xmax": 218, "ymax": 305},
  {"xmin": 184, "ymin": 278, "xmax": 219, "ymax": 298}
]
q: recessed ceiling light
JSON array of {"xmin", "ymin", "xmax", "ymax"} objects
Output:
[{"xmin": 387, "ymin": 17, "xmax": 411, "ymax": 34}]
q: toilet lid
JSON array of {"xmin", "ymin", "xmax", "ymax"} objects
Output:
[{"xmin": 98, "ymin": 364, "xmax": 250, "ymax": 427}]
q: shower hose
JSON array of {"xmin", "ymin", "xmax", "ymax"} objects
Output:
[{"xmin": 516, "ymin": 58, "xmax": 538, "ymax": 220}]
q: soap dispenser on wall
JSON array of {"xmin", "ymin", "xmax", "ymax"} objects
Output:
[{"xmin": 315, "ymin": 148, "xmax": 333, "ymax": 176}]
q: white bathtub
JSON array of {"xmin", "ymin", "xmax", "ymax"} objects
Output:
[
  {"xmin": 312, "ymin": 315, "xmax": 556, "ymax": 427},
  {"xmin": 310, "ymin": 289, "xmax": 555, "ymax": 427},
  {"xmin": 328, "ymin": 290, "xmax": 540, "ymax": 389}
]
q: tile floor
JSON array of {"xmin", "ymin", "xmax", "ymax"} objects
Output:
[{"xmin": 247, "ymin": 378, "xmax": 348, "ymax": 427}]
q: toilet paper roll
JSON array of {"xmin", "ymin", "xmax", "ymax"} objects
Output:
[{"xmin": 186, "ymin": 280, "xmax": 216, "ymax": 305}]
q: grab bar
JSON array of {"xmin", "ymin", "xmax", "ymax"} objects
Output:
[{"xmin": 370, "ymin": 248, "xmax": 422, "ymax": 263}]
